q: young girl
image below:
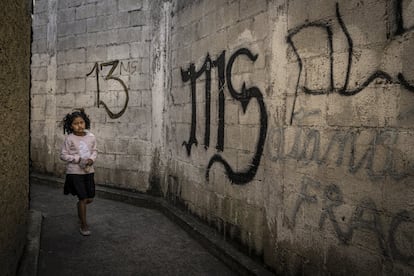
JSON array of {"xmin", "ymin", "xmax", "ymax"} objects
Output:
[{"xmin": 60, "ymin": 108, "xmax": 97, "ymax": 236}]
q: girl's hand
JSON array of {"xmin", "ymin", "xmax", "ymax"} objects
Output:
[{"xmin": 86, "ymin": 159, "xmax": 94, "ymax": 166}]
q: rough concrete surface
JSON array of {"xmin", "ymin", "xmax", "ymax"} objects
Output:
[
  {"xmin": 17, "ymin": 210, "xmax": 43, "ymax": 276},
  {"xmin": 0, "ymin": 0, "xmax": 31, "ymax": 274},
  {"xmin": 29, "ymin": 175, "xmax": 273, "ymax": 275},
  {"xmin": 31, "ymin": 183, "xmax": 235, "ymax": 275}
]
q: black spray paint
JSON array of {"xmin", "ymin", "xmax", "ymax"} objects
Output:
[
  {"xmin": 287, "ymin": 2, "xmax": 414, "ymax": 125},
  {"xmin": 181, "ymin": 62, "xmax": 201, "ymax": 155},
  {"xmin": 181, "ymin": 48, "xmax": 268, "ymax": 184},
  {"xmin": 213, "ymin": 51, "xmax": 226, "ymax": 152},
  {"xmin": 287, "ymin": 176, "xmax": 413, "ymax": 262},
  {"xmin": 86, "ymin": 60, "xmax": 129, "ymax": 119},
  {"xmin": 207, "ymin": 48, "xmax": 268, "ymax": 184},
  {"xmin": 270, "ymin": 127, "xmax": 408, "ymax": 181},
  {"xmin": 394, "ymin": 0, "xmax": 414, "ymax": 36},
  {"xmin": 389, "ymin": 210, "xmax": 414, "ymax": 263}
]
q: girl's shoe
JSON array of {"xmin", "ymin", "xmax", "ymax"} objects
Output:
[{"xmin": 79, "ymin": 228, "xmax": 91, "ymax": 236}]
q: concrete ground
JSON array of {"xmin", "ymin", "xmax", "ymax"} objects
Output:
[{"xmin": 30, "ymin": 183, "xmax": 237, "ymax": 276}]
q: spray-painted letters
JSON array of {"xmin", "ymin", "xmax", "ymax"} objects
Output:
[
  {"xmin": 180, "ymin": 48, "xmax": 268, "ymax": 184},
  {"xmin": 269, "ymin": 127, "xmax": 409, "ymax": 180},
  {"xmin": 86, "ymin": 60, "xmax": 129, "ymax": 119},
  {"xmin": 286, "ymin": 176, "xmax": 414, "ymax": 262}
]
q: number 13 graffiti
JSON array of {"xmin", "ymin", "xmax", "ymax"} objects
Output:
[{"xmin": 86, "ymin": 60, "xmax": 129, "ymax": 119}]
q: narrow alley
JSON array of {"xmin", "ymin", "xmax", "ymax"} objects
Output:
[{"xmin": 30, "ymin": 182, "xmax": 237, "ymax": 275}]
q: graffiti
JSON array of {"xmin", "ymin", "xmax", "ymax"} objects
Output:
[
  {"xmin": 180, "ymin": 48, "xmax": 268, "ymax": 184},
  {"xmin": 287, "ymin": 2, "xmax": 414, "ymax": 125},
  {"xmin": 287, "ymin": 176, "xmax": 414, "ymax": 262},
  {"xmin": 270, "ymin": 127, "xmax": 409, "ymax": 180},
  {"xmin": 180, "ymin": 54, "xmax": 211, "ymax": 155},
  {"xmin": 394, "ymin": 0, "xmax": 414, "ymax": 36},
  {"xmin": 389, "ymin": 210, "xmax": 414, "ymax": 262},
  {"xmin": 86, "ymin": 60, "xmax": 129, "ymax": 119},
  {"xmin": 213, "ymin": 51, "xmax": 226, "ymax": 152},
  {"xmin": 119, "ymin": 60, "xmax": 140, "ymax": 75}
]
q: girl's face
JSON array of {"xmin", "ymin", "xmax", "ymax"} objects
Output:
[{"xmin": 71, "ymin": 116, "xmax": 86, "ymax": 135}]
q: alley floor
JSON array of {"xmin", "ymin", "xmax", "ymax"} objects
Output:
[{"xmin": 30, "ymin": 183, "xmax": 237, "ymax": 276}]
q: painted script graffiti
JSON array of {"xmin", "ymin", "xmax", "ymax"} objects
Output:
[
  {"xmin": 180, "ymin": 48, "xmax": 268, "ymax": 184},
  {"xmin": 86, "ymin": 60, "xmax": 129, "ymax": 119},
  {"xmin": 287, "ymin": 2, "xmax": 414, "ymax": 124},
  {"xmin": 286, "ymin": 176, "xmax": 414, "ymax": 262},
  {"xmin": 270, "ymin": 128, "xmax": 409, "ymax": 181}
]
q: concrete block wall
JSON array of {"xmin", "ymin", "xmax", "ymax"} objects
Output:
[
  {"xmin": 31, "ymin": 0, "xmax": 414, "ymax": 274},
  {"xmin": 31, "ymin": 0, "xmax": 155, "ymax": 191},
  {"xmin": 1, "ymin": 0, "xmax": 31, "ymax": 275}
]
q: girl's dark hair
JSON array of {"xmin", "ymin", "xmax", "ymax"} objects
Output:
[{"xmin": 63, "ymin": 108, "xmax": 91, "ymax": 134}]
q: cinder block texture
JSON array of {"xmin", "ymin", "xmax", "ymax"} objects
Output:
[{"xmin": 31, "ymin": 0, "xmax": 414, "ymax": 275}]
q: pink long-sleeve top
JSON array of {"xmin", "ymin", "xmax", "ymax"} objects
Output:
[{"xmin": 60, "ymin": 132, "xmax": 98, "ymax": 174}]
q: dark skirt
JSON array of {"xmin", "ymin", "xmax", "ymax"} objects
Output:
[{"xmin": 64, "ymin": 173, "xmax": 95, "ymax": 200}]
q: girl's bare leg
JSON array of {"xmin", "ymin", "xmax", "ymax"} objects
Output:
[{"xmin": 78, "ymin": 199, "xmax": 88, "ymax": 231}]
